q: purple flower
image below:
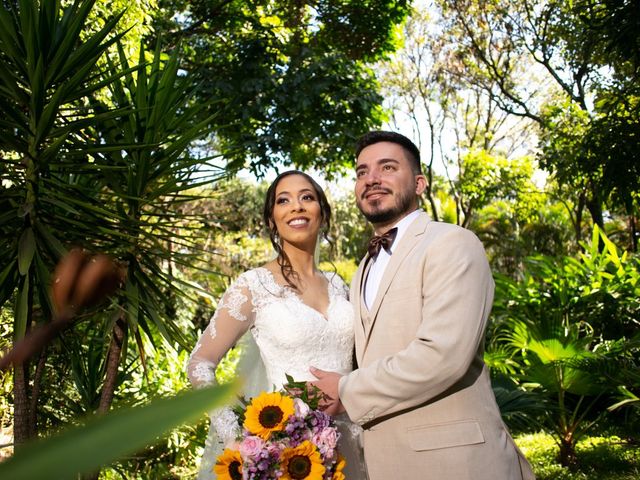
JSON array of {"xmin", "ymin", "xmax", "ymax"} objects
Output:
[
  {"xmin": 284, "ymin": 415, "xmax": 309, "ymax": 445},
  {"xmin": 307, "ymin": 409, "xmax": 331, "ymax": 433}
]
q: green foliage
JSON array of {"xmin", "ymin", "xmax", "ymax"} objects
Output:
[
  {"xmin": 99, "ymin": 342, "xmax": 206, "ymax": 478},
  {"xmin": 191, "ymin": 178, "xmax": 270, "ymax": 238},
  {"xmin": 583, "ymin": 94, "xmax": 640, "ymax": 212},
  {"xmin": 0, "ymin": 0, "xmax": 128, "ymax": 320},
  {"xmin": 489, "ymin": 226, "xmax": 640, "ymax": 466},
  {"xmin": 492, "ymin": 226, "xmax": 640, "ymax": 344},
  {"xmin": 575, "ymin": 0, "xmax": 640, "ymax": 74},
  {"xmin": 326, "ymin": 185, "xmax": 372, "ymax": 261},
  {"xmin": 85, "ymin": 39, "xmax": 224, "ymax": 349},
  {"xmin": 0, "ymin": 0, "xmax": 137, "ymax": 446},
  {"xmin": 473, "ymin": 196, "xmax": 575, "ymax": 277},
  {"xmin": 457, "ymin": 150, "xmax": 540, "ymax": 226},
  {"xmin": 150, "ymin": 0, "xmax": 411, "ymax": 176},
  {"xmin": 516, "ymin": 431, "xmax": 640, "ymax": 480},
  {"xmin": 538, "ymin": 98, "xmax": 605, "ymax": 215},
  {"xmin": 491, "ymin": 372, "xmax": 548, "ymax": 433},
  {"xmin": 87, "ymin": 0, "xmax": 156, "ymax": 55},
  {"xmin": 463, "ymin": 157, "xmax": 576, "ymax": 277}
]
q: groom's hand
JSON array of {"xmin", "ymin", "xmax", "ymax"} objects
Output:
[{"xmin": 309, "ymin": 367, "xmax": 346, "ymax": 416}]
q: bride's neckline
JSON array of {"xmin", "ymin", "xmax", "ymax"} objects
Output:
[{"xmin": 255, "ymin": 267, "xmax": 332, "ymax": 321}]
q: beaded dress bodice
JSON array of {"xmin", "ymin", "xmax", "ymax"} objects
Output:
[{"xmin": 188, "ymin": 267, "xmax": 354, "ymax": 390}]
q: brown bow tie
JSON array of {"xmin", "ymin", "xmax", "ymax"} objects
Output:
[{"xmin": 367, "ymin": 228, "xmax": 398, "ymax": 258}]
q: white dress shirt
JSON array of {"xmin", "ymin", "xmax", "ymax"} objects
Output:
[{"xmin": 364, "ymin": 209, "xmax": 421, "ymax": 308}]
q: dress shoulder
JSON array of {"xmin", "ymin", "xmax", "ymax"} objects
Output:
[
  {"xmin": 232, "ymin": 267, "xmax": 278, "ymax": 292},
  {"xmin": 236, "ymin": 267, "xmax": 287, "ymax": 308},
  {"xmin": 322, "ymin": 270, "xmax": 349, "ymax": 298}
]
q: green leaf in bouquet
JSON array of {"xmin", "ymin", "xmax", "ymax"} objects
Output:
[{"xmin": 282, "ymin": 373, "xmax": 325, "ymax": 410}]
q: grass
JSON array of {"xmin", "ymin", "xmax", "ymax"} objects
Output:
[{"xmin": 516, "ymin": 431, "xmax": 640, "ymax": 479}]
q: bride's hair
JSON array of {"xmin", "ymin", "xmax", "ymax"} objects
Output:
[{"xmin": 263, "ymin": 170, "xmax": 332, "ymax": 290}]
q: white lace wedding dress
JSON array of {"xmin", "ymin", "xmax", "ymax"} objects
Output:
[{"xmin": 187, "ymin": 267, "xmax": 368, "ymax": 479}]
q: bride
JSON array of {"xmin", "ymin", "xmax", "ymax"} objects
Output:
[{"xmin": 187, "ymin": 170, "xmax": 367, "ymax": 479}]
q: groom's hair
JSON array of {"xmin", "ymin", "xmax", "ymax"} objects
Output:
[{"xmin": 355, "ymin": 131, "xmax": 422, "ymax": 175}]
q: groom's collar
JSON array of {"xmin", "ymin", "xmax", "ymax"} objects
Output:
[{"xmin": 383, "ymin": 209, "xmax": 422, "ymax": 255}]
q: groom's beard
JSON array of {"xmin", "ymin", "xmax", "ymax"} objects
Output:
[{"xmin": 357, "ymin": 187, "xmax": 415, "ymax": 224}]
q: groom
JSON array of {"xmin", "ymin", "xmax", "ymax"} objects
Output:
[{"xmin": 311, "ymin": 131, "xmax": 534, "ymax": 479}]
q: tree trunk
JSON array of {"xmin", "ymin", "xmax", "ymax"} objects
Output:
[
  {"xmin": 424, "ymin": 118, "xmax": 439, "ymax": 222},
  {"xmin": 81, "ymin": 315, "xmax": 128, "ymax": 480},
  {"xmin": 558, "ymin": 435, "xmax": 579, "ymax": 470},
  {"xmin": 574, "ymin": 190, "xmax": 586, "ymax": 246},
  {"xmin": 98, "ymin": 315, "xmax": 127, "ymax": 413},
  {"xmin": 13, "ymin": 271, "xmax": 36, "ymax": 448},
  {"xmin": 585, "ymin": 189, "xmax": 604, "ymax": 230},
  {"xmin": 423, "ymin": 168, "xmax": 439, "ymax": 223},
  {"xmin": 28, "ymin": 348, "xmax": 48, "ymax": 438},
  {"xmin": 12, "ymin": 363, "xmax": 31, "ymax": 447}
]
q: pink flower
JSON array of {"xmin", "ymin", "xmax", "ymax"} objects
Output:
[
  {"xmin": 268, "ymin": 440, "xmax": 285, "ymax": 458},
  {"xmin": 312, "ymin": 426, "xmax": 339, "ymax": 457},
  {"xmin": 293, "ymin": 397, "xmax": 311, "ymax": 417},
  {"xmin": 239, "ymin": 435, "xmax": 264, "ymax": 459}
]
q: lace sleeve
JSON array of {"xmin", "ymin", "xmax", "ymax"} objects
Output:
[
  {"xmin": 187, "ymin": 272, "xmax": 257, "ymax": 456},
  {"xmin": 187, "ymin": 272, "xmax": 255, "ymax": 388}
]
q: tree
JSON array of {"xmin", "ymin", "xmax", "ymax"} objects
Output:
[
  {"xmin": 150, "ymin": 0, "xmax": 411, "ymax": 176},
  {"xmin": 472, "ymin": 190, "xmax": 575, "ymax": 276},
  {"xmin": 436, "ymin": 0, "xmax": 640, "ymax": 246},
  {"xmin": 455, "ymin": 150, "xmax": 536, "ymax": 228},
  {"xmin": 377, "ymin": 3, "xmax": 538, "ymax": 226},
  {"xmin": 0, "ymin": 0, "xmax": 129, "ymax": 444},
  {"xmin": 0, "ymin": 0, "xmax": 217, "ymax": 457}
]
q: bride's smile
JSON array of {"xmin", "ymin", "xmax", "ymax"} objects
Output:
[{"xmin": 287, "ymin": 217, "xmax": 311, "ymax": 228}]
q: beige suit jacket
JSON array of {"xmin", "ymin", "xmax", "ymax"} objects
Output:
[{"xmin": 339, "ymin": 212, "xmax": 534, "ymax": 480}]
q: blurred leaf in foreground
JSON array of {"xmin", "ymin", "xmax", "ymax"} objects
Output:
[{"xmin": 0, "ymin": 382, "xmax": 237, "ymax": 479}]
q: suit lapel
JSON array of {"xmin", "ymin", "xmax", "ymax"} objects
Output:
[
  {"xmin": 364, "ymin": 212, "xmax": 431, "ymax": 343},
  {"xmin": 350, "ymin": 255, "xmax": 371, "ymax": 362}
]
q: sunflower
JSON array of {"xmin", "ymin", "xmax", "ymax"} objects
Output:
[
  {"xmin": 331, "ymin": 455, "xmax": 346, "ymax": 480},
  {"xmin": 244, "ymin": 391, "xmax": 295, "ymax": 439},
  {"xmin": 214, "ymin": 448, "xmax": 243, "ymax": 480},
  {"xmin": 280, "ymin": 440, "xmax": 326, "ymax": 480}
]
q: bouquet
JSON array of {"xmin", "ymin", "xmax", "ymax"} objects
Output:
[{"xmin": 214, "ymin": 375, "xmax": 346, "ymax": 480}]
